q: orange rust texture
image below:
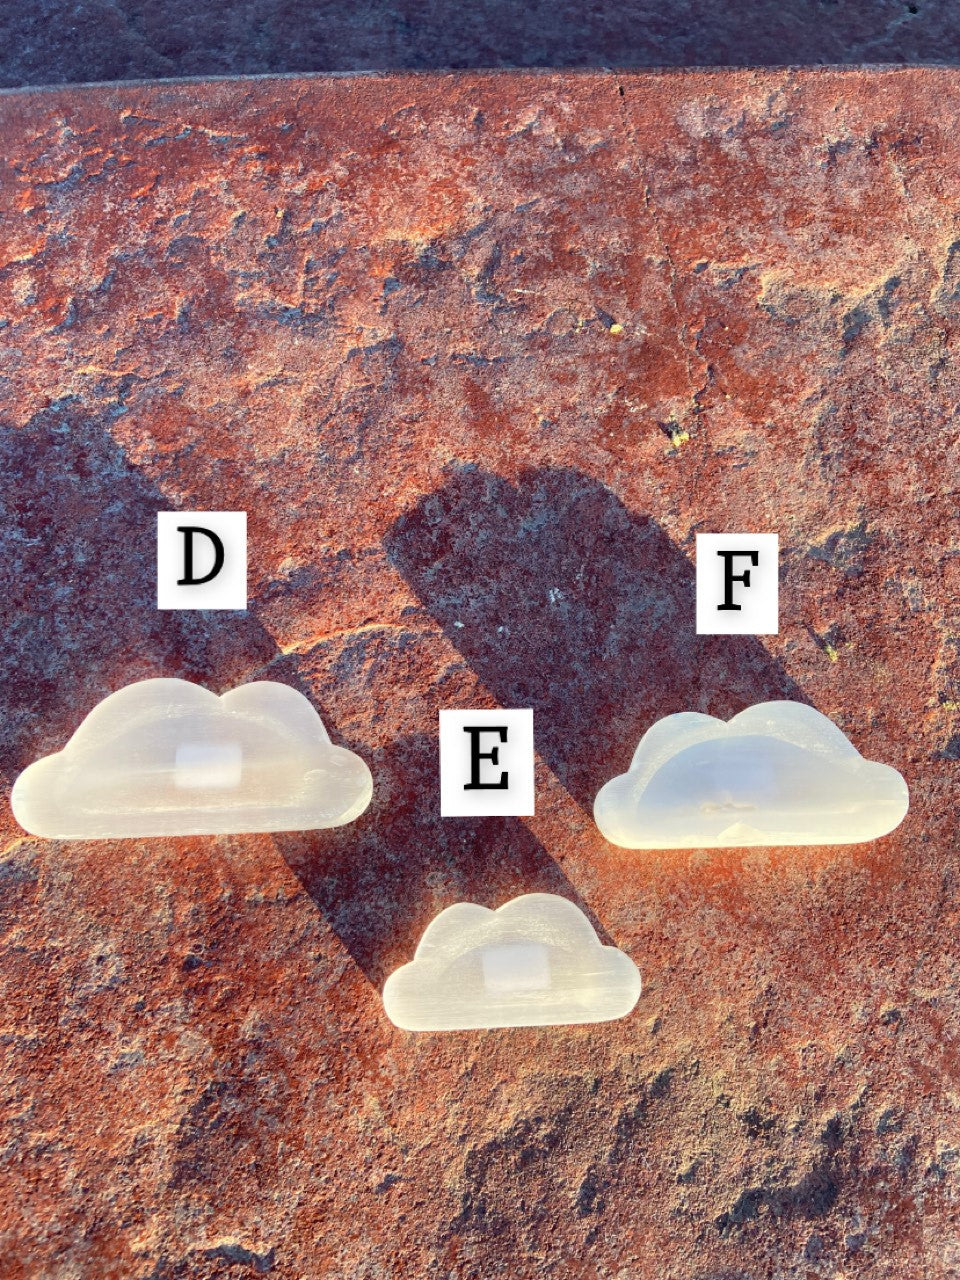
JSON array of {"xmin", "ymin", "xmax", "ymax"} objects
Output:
[{"xmin": 0, "ymin": 69, "xmax": 959, "ymax": 1279}]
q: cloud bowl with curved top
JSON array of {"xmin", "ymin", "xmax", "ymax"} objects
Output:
[
  {"xmin": 11, "ymin": 678, "xmax": 373, "ymax": 838},
  {"xmin": 382, "ymin": 893, "xmax": 642, "ymax": 1031},
  {"xmin": 593, "ymin": 701, "xmax": 909, "ymax": 850}
]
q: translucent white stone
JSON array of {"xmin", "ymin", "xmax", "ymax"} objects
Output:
[
  {"xmin": 481, "ymin": 942, "xmax": 551, "ymax": 993},
  {"xmin": 11, "ymin": 678, "xmax": 373, "ymax": 838},
  {"xmin": 382, "ymin": 893, "xmax": 642, "ymax": 1031},
  {"xmin": 174, "ymin": 741, "xmax": 243, "ymax": 790},
  {"xmin": 594, "ymin": 700, "xmax": 909, "ymax": 849}
]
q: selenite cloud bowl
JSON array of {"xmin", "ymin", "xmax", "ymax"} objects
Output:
[
  {"xmin": 383, "ymin": 893, "xmax": 642, "ymax": 1031},
  {"xmin": 11, "ymin": 678, "xmax": 373, "ymax": 838},
  {"xmin": 593, "ymin": 700, "xmax": 909, "ymax": 850}
]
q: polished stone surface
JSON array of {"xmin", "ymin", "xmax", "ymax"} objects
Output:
[
  {"xmin": 12, "ymin": 678, "xmax": 374, "ymax": 837},
  {"xmin": 383, "ymin": 894, "xmax": 642, "ymax": 1030},
  {"xmin": 594, "ymin": 701, "xmax": 909, "ymax": 848}
]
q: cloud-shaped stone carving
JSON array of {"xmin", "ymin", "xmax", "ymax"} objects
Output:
[
  {"xmin": 11, "ymin": 678, "xmax": 373, "ymax": 838},
  {"xmin": 594, "ymin": 700, "xmax": 909, "ymax": 849},
  {"xmin": 382, "ymin": 893, "xmax": 641, "ymax": 1031}
]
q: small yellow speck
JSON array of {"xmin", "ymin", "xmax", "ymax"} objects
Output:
[
  {"xmin": 943, "ymin": 700, "xmax": 960, "ymax": 711},
  {"xmin": 824, "ymin": 643, "xmax": 839, "ymax": 662},
  {"xmin": 670, "ymin": 430, "xmax": 690, "ymax": 448},
  {"xmin": 609, "ymin": 323, "xmax": 623, "ymax": 335}
]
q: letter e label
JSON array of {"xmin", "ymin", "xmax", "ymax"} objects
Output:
[{"xmin": 439, "ymin": 709, "xmax": 535, "ymax": 816}]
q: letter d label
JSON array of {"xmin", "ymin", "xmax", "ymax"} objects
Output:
[{"xmin": 157, "ymin": 511, "xmax": 247, "ymax": 610}]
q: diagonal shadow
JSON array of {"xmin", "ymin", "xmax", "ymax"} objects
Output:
[
  {"xmin": 0, "ymin": 398, "xmax": 304, "ymax": 775},
  {"xmin": 384, "ymin": 464, "xmax": 808, "ymax": 816},
  {"xmin": 273, "ymin": 731, "xmax": 609, "ymax": 988},
  {"xmin": 0, "ymin": 403, "xmax": 595, "ymax": 986}
]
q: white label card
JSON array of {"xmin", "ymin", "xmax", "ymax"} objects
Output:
[
  {"xmin": 695, "ymin": 533, "xmax": 779, "ymax": 635},
  {"xmin": 439, "ymin": 708, "xmax": 535, "ymax": 817},
  {"xmin": 157, "ymin": 511, "xmax": 247, "ymax": 610}
]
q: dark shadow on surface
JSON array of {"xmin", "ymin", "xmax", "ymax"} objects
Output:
[
  {"xmin": 0, "ymin": 404, "xmax": 591, "ymax": 985},
  {"xmin": 1, "ymin": 0, "xmax": 958, "ymax": 89},
  {"xmin": 0, "ymin": 399, "xmax": 304, "ymax": 775},
  {"xmin": 384, "ymin": 464, "xmax": 808, "ymax": 816},
  {"xmin": 273, "ymin": 731, "xmax": 603, "ymax": 988}
]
